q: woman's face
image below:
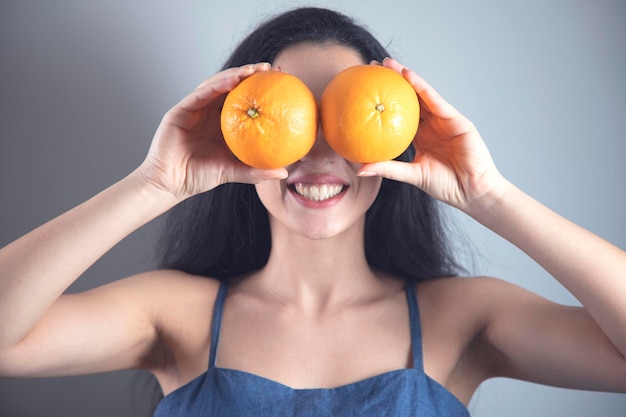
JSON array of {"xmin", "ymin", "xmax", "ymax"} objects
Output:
[{"xmin": 255, "ymin": 42, "xmax": 383, "ymax": 240}]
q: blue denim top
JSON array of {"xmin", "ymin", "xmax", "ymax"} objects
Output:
[{"xmin": 153, "ymin": 281, "xmax": 470, "ymax": 416}]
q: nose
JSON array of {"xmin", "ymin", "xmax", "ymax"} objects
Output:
[{"xmin": 299, "ymin": 127, "xmax": 340, "ymax": 165}]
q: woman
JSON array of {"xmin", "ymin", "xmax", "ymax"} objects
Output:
[{"xmin": 0, "ymin": 7, "xmax": 624, "ymax": 416}]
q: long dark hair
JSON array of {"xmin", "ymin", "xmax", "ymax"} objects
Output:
[
  {"xmin": 145, "ymin": 7, "xmax": 468, "ymax": 414},
  {"xmin": 156, "ymin": 6, "xmax": 465, "ymax": 282}
]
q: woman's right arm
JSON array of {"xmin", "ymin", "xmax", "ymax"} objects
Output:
[{"xmin": 0, "ymin": 63, "xmax": 285, "ymax": 377}]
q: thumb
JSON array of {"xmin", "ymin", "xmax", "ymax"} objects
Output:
[
  {"xmin": 221, "ymin": 159, "xmax": 288, "ymax": 185},
  {"xmin": 357, "ymin": 160, "xmax": 424, "ymax": 188},
  {"xmin": 243, "ymin": 166, "xmax": 289, "ymax": 184}
]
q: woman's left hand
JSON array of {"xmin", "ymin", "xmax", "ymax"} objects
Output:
[
  {"xmin": 359, "ymin": 58, "xmax": 504, "ymax": 212},
  {"xmin": 364, "ymin": 59, "xmax": 626, "ymax": 390}
]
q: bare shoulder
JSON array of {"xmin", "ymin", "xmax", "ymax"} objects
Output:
[
  {"xmin": 128, "ymin": 269, "xmax": 221, "ymax": 305},
  {"xmin": 415, "ymin": 276, "xmax": 534, "ymax": 402},
  {"xmin": 416, "ymin": 275, "xmax": 539, "ymax": 344},
  {"xmin": 418, "ymin": 275, "xmax": 626, "ymax": 394},
  {"xmin": 125, "ymin": 270, "xmax": 222, "ymax": 393},
  {"xmin": 129, "ymin": 269, "xmax": 221, "ymax": 340},
  {"xmin": 105, "ymin": 269, "xmax": 221, "ymax": 326},
  {"xmin": 415, "ymin": 276, "xmax": 495, "ymax": 342},
  {"xmin": 0, "ymin": 269, "xmax": 221, "ymax": 383},
  {"xmin": 104, "ymin": 269, "xmax": 222, "ymax": 344},
  {"xmin": 417, "ymin": 275, "xmax": 532, "ymax": 314}
]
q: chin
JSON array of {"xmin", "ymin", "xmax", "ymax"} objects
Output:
[{"xmin": 294, "ymin": 218, "xmax": 362, "ymax": 241}]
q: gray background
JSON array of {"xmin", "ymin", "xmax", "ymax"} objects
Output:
[{"xmin": 1, "ymin": 1, "xmax": 625, "ymax": 416}]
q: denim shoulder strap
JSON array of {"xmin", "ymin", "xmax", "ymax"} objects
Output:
[
  {"xmin": 208, "ymin": 281, "xmax": 229, "ymax": 368},
  {"xmin": 405, "ymin": 281, "xmax": 424, "ymax": 371}
]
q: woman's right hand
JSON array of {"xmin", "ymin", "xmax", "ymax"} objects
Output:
[
  {"xmin": 139, "ymin": 63, "xmax": 288, "ymax": 201},
  {"xmin": 0, "ymin": 64, "xmax": 292, "ymax": 376}
]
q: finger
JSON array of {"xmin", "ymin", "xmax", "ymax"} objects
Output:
[
  {"xmin": 247, "ymin": 167, "xmax": 289, "ymax": 183},
  {"xmin": 180, "ymin": 63, "xmax": 272, "ymax": 113},
  {"xmin": 217, "ymin": 152, "xmax": 289, "ymax": 184},
  {"xmin": 402, "ymin": 74, "xmax": 460, "ymax": 119},
  {"xmin": 177, "ymin": 76, "xmax": 238, "ymax": 114},
  {"xmin": 228, "ymin": 165, "xmax": 289, "ymax": 185},
  {"xmin": 196, "ymin": 62, "xmax": 272, "ymax": 90},
  {"xmin": 380, "ymin": 57, "xmax": 460, "ymax": 118},
  {"xmin": 357, "ymin": 160, "xmax": 425, "ymax": 189},
  {"xmin": 381, "ymin": 56, "xmax": 405, "ymax": 73}
]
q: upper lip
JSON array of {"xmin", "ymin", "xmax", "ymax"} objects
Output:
[{"xmin": 286, "ymin": 173, "xmax": 350, "ymax": 186}]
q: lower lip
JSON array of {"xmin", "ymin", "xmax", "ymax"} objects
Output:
[{"xmin": 288, "ymin": 187, "xmax": 347, "ymax": 209}]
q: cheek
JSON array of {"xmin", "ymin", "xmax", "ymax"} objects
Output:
[
  {"xmin": 346, "ymin": 162, "xmax": 383, "ymax": 206},
  {"xmin": 254, "ymin": 181, "xmax": 285, "ymax": 213},
  {"xmin": 359, "ymin": 177, "xmax": 383, "ymax": 208}
]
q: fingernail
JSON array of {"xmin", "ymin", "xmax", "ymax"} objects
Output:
[{"xmin": 357, "ymin": 171, "xmax": 378, "ymax": 177}]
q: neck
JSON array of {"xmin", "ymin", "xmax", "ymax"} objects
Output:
[{"xmin": 249, "ymin": 219, "xmax": 386, "ymax": 312}]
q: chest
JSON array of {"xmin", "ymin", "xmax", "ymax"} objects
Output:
[
  {"xmin": 217, "ymin": 296, "xmax": 413, "ymax": 389},
  {"xmin": 154, "ymin": 283, "xmax": 474, "ymax": 416},
  {"xmin": 163, "ymin": 283, "xmax": 476, "ymax": 399}
]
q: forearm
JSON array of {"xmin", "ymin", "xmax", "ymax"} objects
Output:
[
  {"xmin": 467, "ymin": 180, "xmax": 626, "ymax": 357},
  {"xmin": 0, "ymin": 169, "xmax": 178, "ymax": 349}
]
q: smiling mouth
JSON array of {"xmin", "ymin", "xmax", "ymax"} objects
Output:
[{"xmin": 290, "ymin": 183, "xmax": 346, "ymax": 202}]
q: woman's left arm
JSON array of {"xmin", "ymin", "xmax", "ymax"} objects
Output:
[
  {"xmin": 468, "ymin": 177, "xmax": 626, "ymax": 358},
  {"xmin": 362, "ymin": 58, "xmax": 626, "ymax": 389}
]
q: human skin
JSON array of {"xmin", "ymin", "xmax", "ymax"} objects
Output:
[{"xmin": 0, "ymin": 42, "xmax": 624, "ymax": 407}]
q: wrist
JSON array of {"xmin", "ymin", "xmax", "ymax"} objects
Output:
[
  {"xmin": 126, "ymin": 168, "xmax": 182, "ymax": 213},
  {"xmin": 462, "ymin": 172, "xmax": 512, "ymax": 222}
]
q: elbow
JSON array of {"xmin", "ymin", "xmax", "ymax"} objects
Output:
[
  {"xmin": 0, "ymin": 348, "xmax": 15, "ymax": 377},
  {"xmin": 0, "ymin": 338, "xmax": 29, "ymax": 378}
]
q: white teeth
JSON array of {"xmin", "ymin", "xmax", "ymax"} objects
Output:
[{"xmin": 293, "ymin": 183, "xmax": 345, "ymax": 201}]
